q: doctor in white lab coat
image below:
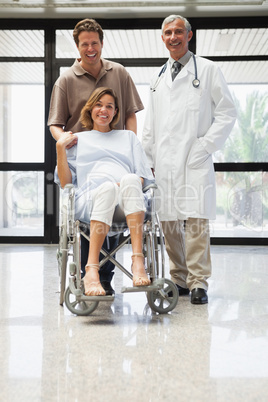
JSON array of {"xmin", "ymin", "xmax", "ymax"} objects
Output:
[{"xmin": 142, "ymin": 15, "xmax": 236, "ymax": 304}]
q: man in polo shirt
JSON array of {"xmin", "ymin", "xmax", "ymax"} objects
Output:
[{"xmin": 48, "ymin": 18, "xmax": 144, "ymax": 295}]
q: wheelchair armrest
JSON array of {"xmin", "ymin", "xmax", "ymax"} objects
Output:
[
  {"xmin": 64, "ymin": 182, "xmax": 157, "ymax": 193},
  {"xmin": 143, "ymin": 182, "xmax": 157, "ymax": 193},
  {"xmin": 61, "ymin": 184, "xmax": 76, "ymax": 233},
  {"xmin": 63, "ymin": 183, "xmax": 75, "ymax": 190},
  {"xmin": 62, "ymin": 183, "xmax": 75, "ymax": 200}
]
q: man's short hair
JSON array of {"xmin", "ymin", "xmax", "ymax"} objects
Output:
[{"xmin": 73, "ymin": 18, "xmax": 104, "ymax": 45}]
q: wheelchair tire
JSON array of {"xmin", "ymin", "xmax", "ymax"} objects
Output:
[
  {"xmin": 146, "ymin": 278, "xmax": 179, "ymax": 314},
  {"xmin": 64, "ymin": 287, "xmax": 99, "ymax": 316},
  {"xmin": 58, "ymin": 206, "xmax": 68, "ymax": 306}
]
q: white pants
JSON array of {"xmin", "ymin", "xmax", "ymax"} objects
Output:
[{"xmin": 90, "ymin": 173, "xmax": 146, "ymax": 227}]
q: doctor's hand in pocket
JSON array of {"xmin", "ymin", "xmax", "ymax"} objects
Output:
[{"xmin": 187, "ymin": 139, "xmax": 211, "ymax": 169}]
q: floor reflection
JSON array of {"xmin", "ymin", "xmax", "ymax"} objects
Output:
[{"xmin": 0, "ymin": 244, "xmax": 268, "ymax": 401}]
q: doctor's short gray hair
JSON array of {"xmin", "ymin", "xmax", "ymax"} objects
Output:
[{"xmin": 161, "ymin": 15, "xmax": 192, "ymax": 33}]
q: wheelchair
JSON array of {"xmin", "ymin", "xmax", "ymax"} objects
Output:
[{"xmin": 57, "ymin": 182, "xmax": 179, "ymax": 316}]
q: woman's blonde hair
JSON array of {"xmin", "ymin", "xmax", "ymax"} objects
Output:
[{"xmin": 80, "ymin": 87, "xmax": 120, "ymax": 131}]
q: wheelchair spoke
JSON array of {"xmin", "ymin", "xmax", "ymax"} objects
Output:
[
  {"xmin": 70, "ymin": 300, "xmax": 80, "ymax": 308},
  {"xmin": 158, "ymin": 298, "xmax": 165, "ymax": 309},
  {"xmin": 166, "ymin": 296, "xmax": 174, "ymax": 304},
  {"xmin": 163, "ymin": 283, "xmax": 172, "ymax": 295},
  {"xmin": 146, "ymin": 279, "xmax": 179, "ymax": 314},
  {"xmin": 71, "ymin": 300, "xmax": 92, "ymax": 312},
  {"xmin": 64, "ymin": 287, "xmax": 99, "ymax": 316}
]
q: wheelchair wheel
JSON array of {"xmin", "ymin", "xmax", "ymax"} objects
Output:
[
  {"xmin": 64, "ymin": 287, "xmax": 99, "ymax": 316},
  {"xmin": 147, "ymin": 279, "xmax": 178, "ymax": 314},
  {"xmin": 58, "ymin": 206, "xmax": 68, "ymax": 306}
]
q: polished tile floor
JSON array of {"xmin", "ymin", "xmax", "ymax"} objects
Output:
[{"xmin": 0, "ymin": 244, "xmax": 268, "ymax": 402}]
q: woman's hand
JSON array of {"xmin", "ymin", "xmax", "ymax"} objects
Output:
[
  {"xmin": 56, "ymin": 132, "xmax": 75, "ymax": 188},
  {"xmin": 117, "ymin": 177, "xmax": 144, "ymax": 187},
  {"xmin": 57, "ymin": 132, "xmax": 77, "ymax": 150}
]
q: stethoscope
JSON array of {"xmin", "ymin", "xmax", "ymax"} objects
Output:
[{"xmin": 150, "ymin": 53, "xmax": 200, "ymax": 92}]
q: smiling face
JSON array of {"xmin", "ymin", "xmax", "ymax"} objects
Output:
[
  {"xmin": 77, "ymin": 31, "xmax": 103, "ymax": 72},
  {"xmin": 161, "ymin": 18, "xmax": 193, "ymax": 60},
  {"xmin": 91, "ymin": 94, "xmax": 117, "ymax": 132}
]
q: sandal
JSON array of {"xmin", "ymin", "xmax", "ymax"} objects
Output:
[
  {"xmin": 131, "ymin": 253, "xmax": 151, "ymax": 287},
  {"xmin": 84, "ymin": 264, "xmax": 106, "ymax": 296}
]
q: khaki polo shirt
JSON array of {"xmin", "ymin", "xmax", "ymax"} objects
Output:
[{"xmin": 48, "ymin": 58, "xmax": 144, "ymax": 133}]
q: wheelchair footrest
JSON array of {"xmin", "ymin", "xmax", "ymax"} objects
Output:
[
  {"xmin": 121, "ymin": 279, "xmax": 165, "ymax": 293},
  {"xmin": 80, "ymin": 295, "xmax": 115, "ymax": 302}
]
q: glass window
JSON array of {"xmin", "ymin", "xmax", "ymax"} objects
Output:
[
  {"xmin": 0, "ymin": 30, "xmax": 44, "ymax": 57},
  {"xmin": 196, "ymin": 28, "xmax": 268, "ymax": 57},
  {"xmin": 126, "ymin": 67, "xmax": 156, "ymax": 140},
  {"xmin": 213, "ymin": 61, "xmax": 268, "ymax": 163},
  {"xmin": 213, "ymin": 171, "xmax": 268, "ymax": 238},
  {"xmin": 56, "ymin": 30, "xmax": 79, "ymax": 59},
  {"xmin": 0, "ymin": 171, "xmax": 44, "ymax": 237},
  {"xmin": 0, "ymin": 62, "xmax": 44, "ymax": 163},
  {"xmin": 56, "ymin": 27, "xmax": 268, "ymax": 59},
  {"xmin": 102, "ymin": 29, "xmax": 167, "ymax": 59},
  {"xmin": 217, "ymin": 60, "xmax": 268, "ymax": 84},
  {"xmin": 56, "ymin": 29, "xmax": 168, "ymax": 59},
  {"xmin": 215, "ymin": 84, "xmax": 268, "ymax": 163}
]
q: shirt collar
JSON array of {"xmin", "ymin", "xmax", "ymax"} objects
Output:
[
  {"xmin": 73, "ymin": 58, "xmax": 112, "ymax": 77},
  {"xmin": 169, "ymin": 50, "xmax": 192, "ymax": 69}
]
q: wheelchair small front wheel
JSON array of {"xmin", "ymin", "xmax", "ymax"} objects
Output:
[
  {"xmin": 147, "ymin": 279, "xmax": 178, "ymax": 314},
  {"xmin": 64, "ymin": 287, "xmax": 99, "ymax": 316}
]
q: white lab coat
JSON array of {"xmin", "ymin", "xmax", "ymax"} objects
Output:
[{"xmin": 142, "ymin": 55, "xmax": 237, "ymax": 221}]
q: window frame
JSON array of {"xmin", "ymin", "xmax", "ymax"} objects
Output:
[{"xmin": 0, "ymin": 16, "xmax": 267, "ymax": 245}]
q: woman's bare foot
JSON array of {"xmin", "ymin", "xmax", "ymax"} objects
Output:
[
  {"xmin": 131, "ymin": 253, "xmax": 151, "ymax": 286},
  {"xmin": 84, "ymin": 264, "xmax": 105, "ymax": 296}
]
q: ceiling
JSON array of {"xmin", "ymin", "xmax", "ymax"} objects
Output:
[{"xmin": 0, "ymin": 0, "xmax": 268, "ymax": 19}]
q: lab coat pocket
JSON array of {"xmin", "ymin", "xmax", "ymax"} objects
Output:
[
  {"xmin": 186, "ymin": 140, "xmax": 216, "ymax": 218},
  {"xmin": 187, "ymin": 86, "xmax": 208, "ymax": 111},
  {"xmin": 187, "ymin": 139, "xmax": 210, "ymax": 169}
]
